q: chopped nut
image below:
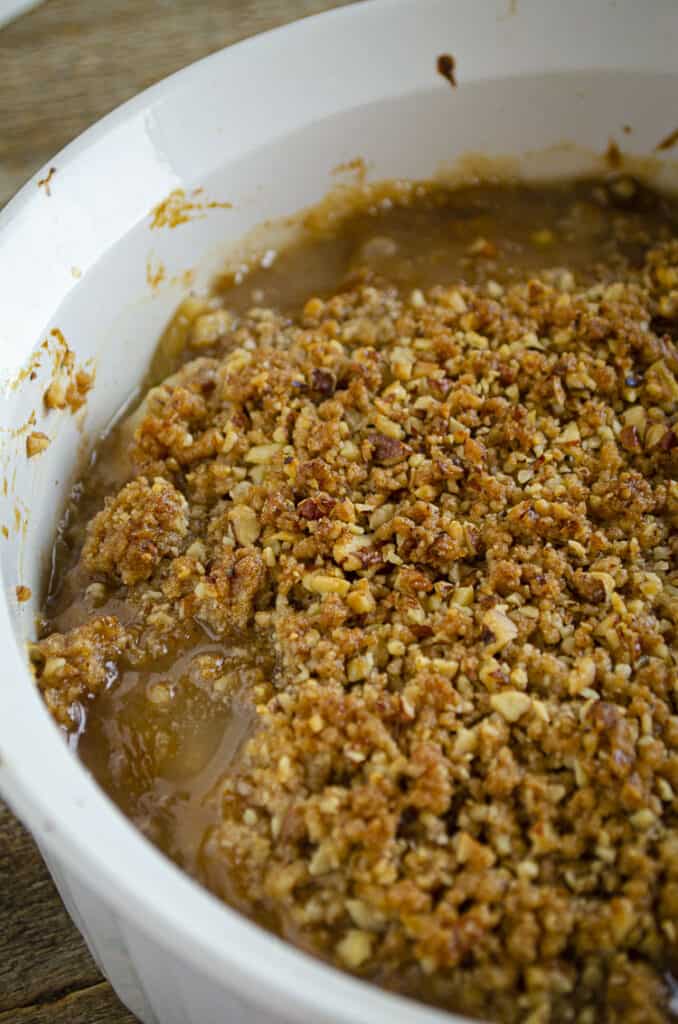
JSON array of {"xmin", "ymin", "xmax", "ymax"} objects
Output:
[
  {"xmin": 373, "ymin": 413, "xmax": 403, "ymax": 440},
  {"xmin": 573, "ymin": 570, "xmax": 615, "ymax": 604},
  {"xmin": 482, "ymin": 606, "xmax": 518, "ymax": 653},
  {"xmin": 609, "ymin": 897, "xmax": 635, "ymax": 943},
  {"xmin": 186, "ymin": 540, "xmax": 207, "ymax": 562},
  {"xmin": 490, "ymin": 690, "xmax": 532, "ymax": 723},
  {"xmin": 85, "ymin": 582, "xmax": 107, "ymax": 606},
  {"xmin": 336, "ymin": 929, "xmax": 372, "ymax": 968},
  {"xmin": 309, "ymin": 841, "xmax": 338, "ymax": 875},
  {"xmin": 244, "ymin": 443, "xmax": 281, "ymax": 464},
  {"xmin": 333, "ymin": 533, "xmax": 374, "ymax": 571},
  {"xmin": 645, "ymin": 422, "xmax": 669, "ymax": 449},
  {"xmin": 190, "ymin": 309, "xmax": 233, "ymax": 348},
  {"xmin": 303, "ymin": 573, "xmax": 350, "ymax": 597},
  {"xmin": 147, "ymin": 682, "xmax": 171, "ymax": 705},
  {"xmin": 347, "ymin": 652, "xmax": 374, "ymax": 682},
  {"xmin": 629, "ymin": 809, "xmax": 655, "ymax": 830},
  {"xmin": 303, "ymin": 297, "xmax": 324, "ymax": 319},
  {"xmin": 228, "ymin": 504, "xmax": 261, "ymax": 546},
  {"xmin": 645, "ymin": 359, "xmax": 678, "ymax": 408},
  {"xmin": 346, "ymin": 582, "xmax": 376, "ymax": 614},
  {"xmin": 557, "ymin": 422, "xmax": 580, "ymax": 444},
  {"xmin": 568, "ymin": 656, "xmax": 596, "ymax": 696},
  {"xmin": 298, "ymin": 494, "xmax": 336, "ymax": 520},
  {"xmin": 371, "ymin": 433, "xmax": 410, "ymax": 465},
  {"xmin": 310, "ymin": 367, "xmax": 336, "ymax": 397},
  {"xmin": 588, "ymin": 572, "xmax": 616, "ymax": 601},
  {"xmin": 346, "ymin": 899, "xmax": 385, "ymax": 932}
]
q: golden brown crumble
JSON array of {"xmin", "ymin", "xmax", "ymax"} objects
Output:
[
  {"xmin": 82, "ymin": 477, "xmax": 189, "ymax": 586},
  {"xmin": 33, "ymin": 616, "xmax": 127, "ymax": 728},
  {"xmin": 32, "ymin": 191, "xmax": 678, "ymax": 1023}
]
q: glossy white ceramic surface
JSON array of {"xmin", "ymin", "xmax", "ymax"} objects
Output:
[{"xmin": 1, "ymin": 2, "xmax": 677, "ymax": 1021}]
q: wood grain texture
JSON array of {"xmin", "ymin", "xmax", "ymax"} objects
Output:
[
  {"xmin": 0, "ymin": 979, "xmax": 139, "ymax": 1023},
  {"xmin": 0, "ymin": 801, "xmax": 137, "ymax": 1021},
  {"xmin": 0, "ymin": 0, "xmax": 354, "ymax": 206},
  {"xmin": 0, "ymin": 2, "xmax": 353, "ymax": 1020}
]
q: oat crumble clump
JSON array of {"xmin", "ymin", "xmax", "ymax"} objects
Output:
[
  {"xmin": 32, "ymin": 616, "xmax": 127, "ymax": 728},
  {"xmin": 82, "ymin": 476, "xmax": 189, "ymax": 585},
  {"xmin": 33, "ymin": 240, "xmax": 678, "ymax": 1023}
]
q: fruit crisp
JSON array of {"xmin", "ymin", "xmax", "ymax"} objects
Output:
[{"xmin": 32, "ymin": 179, "xmax": 677, "ymax": 1023}]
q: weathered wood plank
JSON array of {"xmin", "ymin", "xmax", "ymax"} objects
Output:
[
  {"xmin": 0, "ymin": 981, "xmax": 138, "ymax": 1023},
  {"xmin": 0, "ymin": 0, "xmax": 353, "ymax": 205},
  {"xmin": 0, "ymin": 801, "xmax": 102, "ymax": 1008}
]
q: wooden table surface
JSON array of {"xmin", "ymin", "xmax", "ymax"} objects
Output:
[{"xmin": 0, "ymin": 3, "xmax": 352, "ymax": 1021}]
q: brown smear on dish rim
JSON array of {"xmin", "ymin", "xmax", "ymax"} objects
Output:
[
  {"xmin": 37, "ymin": 167, "xmax": 56, "ymax": 196},
  {"xmin": 436, "ymin": 53, "xmax": 457, "ymax": 88},
  {"xmin": 150, "ymin": 188, "xmax": 232, "ymax": 229},
  {"xmin": 8, "ymin": 328, "xmax": 94, "ymax": 412},
  {"xmin": 331, "ymin": 157, "xmax": 368, "ymax": 185},
  {"xmin": 173, "ymin": 268, "xmax": 195, "ymax": 290},
  {"xmin": 605, "ymin": 138, "xmax": 622, "ymax": 168},
  {"xmin": 42, "ymin": 329, "xmax": 95, "ymax": 415},
  {"xmin": 146, "ymin": 256, "xmax": 166, "ymax": 291},
  {"xmin": 8, "ymin": 347, "xmax": 45, "ymax": 391},
  {"xmin": 8, "ymin": 410, "xmax": 37, "ymax": 440},
  {"xmin": 656, "ymin": 127, "xmax": 678, "ymax": 152}
]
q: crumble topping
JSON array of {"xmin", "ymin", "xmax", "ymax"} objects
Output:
[{"xmin": 32, "ymin": 201, "xmax": 677, "ymax": 1023}]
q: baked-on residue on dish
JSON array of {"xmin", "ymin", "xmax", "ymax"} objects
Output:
[{"xmin": 31, "ymin": 178, "xmax": 677, "ymax": 1024}]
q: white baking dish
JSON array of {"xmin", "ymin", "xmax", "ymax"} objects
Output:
[{"xmin": 1, "ymin": 1, "xmax": 677, "ymax": 1022}]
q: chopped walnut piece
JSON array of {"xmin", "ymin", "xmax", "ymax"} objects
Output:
[
  {"xmin": 490, "ymin": 690, "xmax": 532, "ymax": 722},
  {"xmin": 482, "ymin": 606, "xmax": 518, "ymax": 653},
  {"xmin": 303, "ymin": 573, "xmax": 350, "ymax": 596},
  {"xmin": 228, "ymin": 504, "xmax": 260, "ymax": 546},
  {"xmin": 336, "ymin": 929, "xmax": 372, "ymax": 968},
  {"xmin": 370, "ymin": 433, "xmax": 410, "ymax": 465},
  {"xmin": 310, "ymin": 367, "xmax": 336, "ymax": 397},
  {"xmin": 645, "ymin": 359, "xmax": 678, "ymax": 409},
  {"xmin": 297, "ymin": 493, "xmax": 336, "ymax": 520}
]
